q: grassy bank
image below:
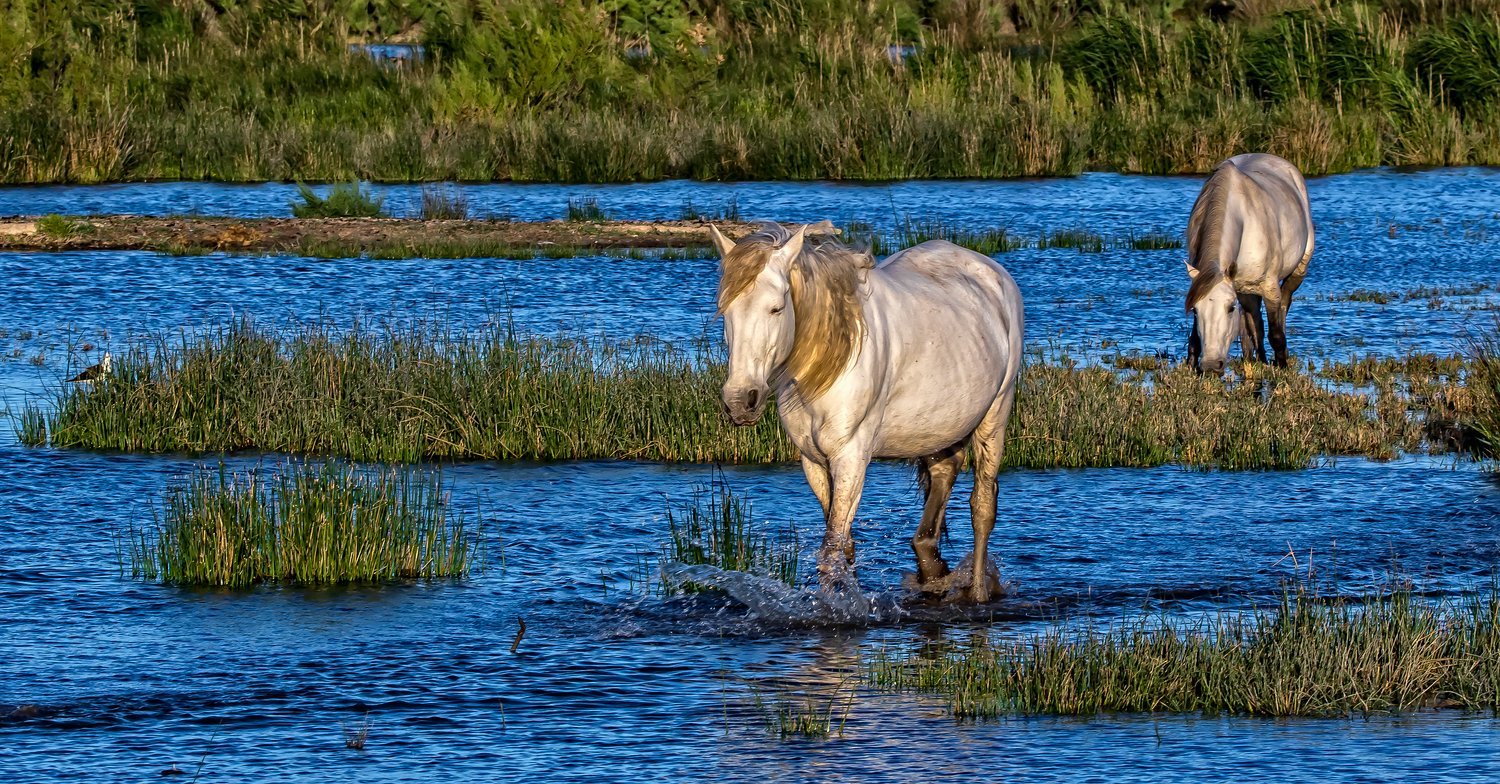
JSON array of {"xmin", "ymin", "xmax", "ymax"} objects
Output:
[
  {"xmin": 128, "ymin": 461, "xmax": 477, "ymax": 587},
  {"xmin": 18, "ymin": 321, "xmax": 1488, "ymax": 469},
  {"xmin": 866, "ymin": 586, "xmax": 1500, "ymax": 718},
  {"xmin": 1, "ymin": 2, "xmax": 1498, "ymax": 184}
]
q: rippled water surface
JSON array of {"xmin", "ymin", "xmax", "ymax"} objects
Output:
[{"xmin": 2, "ymin": 171, "xmax": 1500, "ymax": 782}]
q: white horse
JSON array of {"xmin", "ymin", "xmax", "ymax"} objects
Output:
[
  {"xmin": 1185, "ymin": 153, "xmax": 1315, "ymax": 373},
  {"xmin": 711, "ymin": 222, "xmax": 1024, "ymax": 603}
]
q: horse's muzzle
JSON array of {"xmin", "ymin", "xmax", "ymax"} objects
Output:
[
  {"xmin": 722, "ymin": 385, "xmax": 768, "ymax": 426},
  {"xmin": 1197, "ymin": 358, "xmax": 1226, "ymax": 375}
]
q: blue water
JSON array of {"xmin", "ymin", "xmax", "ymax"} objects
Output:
[{"xmin": 2, "ymin": 171, "xmax": 1500, "ymax": 783}]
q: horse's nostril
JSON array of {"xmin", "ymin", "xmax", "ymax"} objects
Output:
[{"xmin": 746, "ymin": 389, "xmax": 759, "ymax": 409}]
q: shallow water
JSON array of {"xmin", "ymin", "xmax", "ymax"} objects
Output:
[{"xmin": 2, "ymin": 170, "xmax": 1500, "ymax": 782}]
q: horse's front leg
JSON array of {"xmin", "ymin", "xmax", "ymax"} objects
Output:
[
  {"xmin": 799, "ymin": 456, "xmax": 831, "ymax": 521},
  {"xmin": 1263, "ymin": 286, "xmax": 1290, "ymax": 368},
  {"xmin": 1237, "ymin": 292, "xmax": 1266, "ymax": 363},
  {"xmin": 817, "ymin": 450, "xmax": 871, "ymax": 591},
  {"xmin": 1187, "ymin": 315, "xmax": 1202, "ymax": 371}
]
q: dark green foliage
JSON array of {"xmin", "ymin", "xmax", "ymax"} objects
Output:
[{"xmin": 1409, "ymin": 16, "xmax": 1500, "ymax": 112}]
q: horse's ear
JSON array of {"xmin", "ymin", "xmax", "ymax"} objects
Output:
[
  {"xmin": 774, "ymin": 224, "xmax": 807, "ymax": 264},
  {"xmin": 1185, "ymin": 262, "xmax": 1199, "ymax": 279},
  {"xmin": 708, "ymin": 224, "xmax": 736, "ymax": 257}
]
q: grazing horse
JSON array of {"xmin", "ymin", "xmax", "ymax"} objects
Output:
[
  {"xmin": 711, "ymin": 222, "xmax": 1025, "ymax": 603},
  {"xmin": 1185, "ymin": 153, "xmax": 1315, "ymax": 373}
]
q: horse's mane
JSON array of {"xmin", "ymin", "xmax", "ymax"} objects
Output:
[
  {"xmin": 716, "ymin": 222, "xmax": 873, "ymax": 399},
  {"xmin": 1185, "ymin": 160, "xmax": 1239, "ymax": 312}
]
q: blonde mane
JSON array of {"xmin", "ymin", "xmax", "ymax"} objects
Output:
[
  {"xmin": 1185, "ymin": 161, "xmax": 1239, "ymax": 312},
  {"xmin": 716, "ymin": 222, "xmax": 873, "ymax": 399}
]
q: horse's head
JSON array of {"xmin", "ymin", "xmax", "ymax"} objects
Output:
[
  {"xmin": 1185, "ymin": 262, "xmax": 1240, "ymax": 374},
  {"xmin": 712, "ymin": 223, "xmax": 807, "ymax": 425}
]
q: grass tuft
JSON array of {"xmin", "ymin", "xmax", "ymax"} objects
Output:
[
  {"xmin": 420, "ymin": 185, "xmax": 469, "ymax": 220},
  {"xmin": 35, "ymin": 214, "xmax": 88, "ymax": 238},
  {"xmin": 566, "ymin": 196, "xmax": 606, "ymax": 222},
  {"xmin": 292, "ymin": 183, "xmax": 386, "ymax": 219},
  {"xmin": 127, "ymin": 461, "xmax": 476, "ymax": 587}
]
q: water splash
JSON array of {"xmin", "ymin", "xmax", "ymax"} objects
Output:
[{"xmin": 662, "ymin": 563, "xmax": 902, "ymax": 625}]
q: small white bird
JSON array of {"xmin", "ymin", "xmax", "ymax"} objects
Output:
[{"xmin": 65, "ymin": 352, "xmax": 111, "ymax": 383}]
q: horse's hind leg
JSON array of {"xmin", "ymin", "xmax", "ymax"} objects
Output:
[
  {"xmin": 966, "ymin": 384, "xmax": 1016, "ymax": 603},
  {"xmin": 912, "ymin": 444, "xmax": 965, "ymax": 589}
]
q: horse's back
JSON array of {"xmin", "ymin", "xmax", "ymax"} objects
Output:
[{"xmin": 1228, "ymin": 153, "xmax": 1315, "ymax": 271}]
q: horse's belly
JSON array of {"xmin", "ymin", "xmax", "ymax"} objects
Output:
[{"xmin": 873, "ymin": 375, "xmax": 997, "ymax": 458}]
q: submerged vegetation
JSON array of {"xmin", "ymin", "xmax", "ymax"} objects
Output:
[
  {"xmin": 2, "ymin": 1, "xmax": 1498, "ymax": 184},
  {"xmin": 867, "ymin": 586, "xmax": 1500, "ymax": 718},
  {"xmin": 17, "ymin": 320, "xmax": 1494, "ymax": 469},
  {"xmin": 127, "ymin": 461, "xmax": 476, "ymax": 587}
]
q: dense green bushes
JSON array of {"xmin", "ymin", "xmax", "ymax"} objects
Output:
[{"xmin": 0, "ymin": 0, "xmax": 1498, "ymax": 183}]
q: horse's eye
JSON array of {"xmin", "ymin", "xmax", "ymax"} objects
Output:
[
  {"xmin": 770, "ymin": 305, "xmax": 784, "ymax": 315},
  {"xmin": 1226, "ymin": 303, "xmax": 1235, "ymax": 315}
]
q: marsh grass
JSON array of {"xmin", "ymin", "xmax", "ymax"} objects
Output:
[
  {"xmin": 679, "ymin": 197, "xmax": 741, "ymax": 222},
  {"xmin": 755, "ymin": 684, "xmax": 854, "ymax": 739},
  {"xmin": 20, "ymin": 323, "xmax": 1481, "ymax": 469},
  {"xmin": 128, "ymin": 461, "xmax": 475, "ymax": 587},
  {"xmin": 660, "ymin": 479, "xmax": 799, "ymax": 596},
  {"xmin": 1124, "ymin": 230, "xmax": 1183, "ymax": 250},
  {"xmin": 420, "ymin": 185, "xmax": 469, "ymax": 220},
  {"xmin": 35, "ymin": 214, "xmax": 89, "ymax": 238},
  {"xmin": 1038, "ymin": 228, "xmax": 1106, "ymax": 253},
  {"xmin": 566, "ymin": 197, "xmax": 606, "ymax": 222},
  {"xmin": 866, "ymin": 586, "xmax": 1500, "ymax": 718},
  {"xmin": 3, "ymin": 3, "xmax": 1500, "ymax": 184},
  {"xmin": 292, "ymin": 183, "xmax": 386, "ymax": 219}
]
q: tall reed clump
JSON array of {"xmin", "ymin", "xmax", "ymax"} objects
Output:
[
  {"xmin": 419, "ymin": 185, "xmax": 469, "ymax": 220},
  {"xmin": 867, "ymin": 586, "xmax": 1500, "ymax": 718},
  {"xmin": 659, "ymin": 479, "xmax": 799, "ymax": 595},
  {"xmin": 128, "ymin": 461, "xmax": 475, "ymax": 587}
]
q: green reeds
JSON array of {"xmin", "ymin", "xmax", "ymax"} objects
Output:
[
  {"xmin": 292, "ymin": 183, "xmax": 386, "ymax": 219},
  {"xmin": 866, "ymin": 586, "xmax": 1500, "ymax": 718},
  {"xmin": 35, "ymin": 214, "xmax": 87, "ymax": 238},
  {"xmin": 128, "ymin": 461, "xmax": 475, "ymax": 587},
  {"xmin": 19, "ymin": 323, "xmax": 1482, "ymax": 469},
  {"xmin": 660, "ymin": 479, "xmax": 799, "ymax": 595}
]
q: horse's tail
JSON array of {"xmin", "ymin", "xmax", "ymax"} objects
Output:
[{"xmin": 1185, "ymin": 160, "xmax": 1240, "ymax": 312}]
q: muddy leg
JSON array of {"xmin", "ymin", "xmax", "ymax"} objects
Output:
[
  {"xmin": 912, "ymin": 444, "xmax": 965, "ymax": 588},
  {"xmin": 966, "ymin": 385, "xmax": 1016, "ymax": 603},
  {"xmin": 1238, "ymin": 292, "xmax": 1266, "ymax": 363}
]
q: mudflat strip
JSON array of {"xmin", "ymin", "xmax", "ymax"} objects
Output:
[{"xmin": 0, "ymin": 215, "xmax": 759, "ymax": 255}]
